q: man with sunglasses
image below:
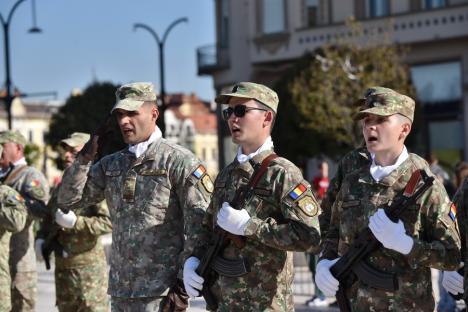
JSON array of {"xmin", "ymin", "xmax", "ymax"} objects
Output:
[
  {"xmin": 56, "ymin": 82, "xmax": 212, "ymax": 311},
  {"xmin": 183, "ymin": 82, "xmax": 321, "ymax": 311},
  {"xmin": 35, "ymin": 132, "xmax": 111, "ymax": 312}
]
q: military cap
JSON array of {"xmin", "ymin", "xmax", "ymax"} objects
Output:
[
  {"xmin": 111, "ymin": 82, "xmax": 157, "ymax": 113},
  {"xmin": 60, "ymin": 132, "xmax": 90, "ymax": 148},
  {"xmin": 215, "ymin": 82, "xmax": 279, "ymax": 113},
  {"xmin": 354, "ymin": 87, "xmax": 415, "ymax": 122},
  {"xmin": 0, "ymin": 130, "xmax": 28, "ymax": 146}
]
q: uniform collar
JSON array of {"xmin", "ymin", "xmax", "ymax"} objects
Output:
[{"xmin": 236, "ymin": 136, "xmax": 274, "ymax": 164}]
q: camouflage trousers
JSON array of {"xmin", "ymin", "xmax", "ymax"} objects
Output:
[
  {"xmin": 55, "ymin": 263, "xmax": 109, "ymax": 312},
  {"xmin": 111, "ymin": 296, "xmax": 166, "ymax": 312},
  {"xmin": 11, "ymin": 271, "xmax": 37, "ymax": 312}
]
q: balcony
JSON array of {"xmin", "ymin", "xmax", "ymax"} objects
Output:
[{"xmin": 197, "ymin": 44, "xmax": 230, "ymax": 75}]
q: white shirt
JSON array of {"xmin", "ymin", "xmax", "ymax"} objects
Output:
[
  {"xmin": 236, "ymin": 136, "xmax": 274, "ymax": 164},
  {"xmin": 128, "ymin": 127, "xmax": 162, "ymax": 158},
  {"xmin": 370, "ymin": 146, "xmax": 409, "ymax": 182},
  {"xmin": 14, "ymin": 157, "xmax": 28, "ymax": 166}
]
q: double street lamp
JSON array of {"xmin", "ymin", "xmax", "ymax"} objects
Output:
[
  {"xmin": 133, "ymin": 17, "xmax": 188, "ymax": 136},
  {"xmin": 0, "ymin": 0, "xmax": 42, "ymax": 129}
]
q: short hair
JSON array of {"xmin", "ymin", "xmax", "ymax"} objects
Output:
[{"xmin": 395, "ymin": 113, "xmax": 412, "ymax": 126}]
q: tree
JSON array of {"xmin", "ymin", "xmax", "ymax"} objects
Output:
[
  {"xmin": 273, "ymin": 21, "xmax": 417, "ymax": 164},
  {"xmin": 46, "ymin": 82, "xmax": 126, "ymax": 166}
]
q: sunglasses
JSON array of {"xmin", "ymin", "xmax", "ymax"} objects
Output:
[{"xmin": 222, "ymin": 105, "xmax": 267, "ymax": 120}]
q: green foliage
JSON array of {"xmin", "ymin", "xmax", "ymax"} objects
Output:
[
  {"xmin": 24, "ymin": 143, "xmax": 41, "ymax": 167},
  {"xmin": 273, "ymin": 21, "xmax": 417, "ymax": 163},
  {"xmin": 46, "ymin": 81, "xmax": 126, "ymax": 162}
]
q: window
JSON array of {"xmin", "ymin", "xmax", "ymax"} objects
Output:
[
  {"xmin": 305, "ymin": 0, "xmax": 319, "ymax": 27},
  {"xmin": 424, "ymin": 0, "xmax": 446, "ymax": 9},
  {"xmin": 263, "ymin": 0, "xmax": 285, "ymax": 34},
  {"xmin": 368, "ymin": 0, "xmax": 390, "ymax": 17},
  {"xmin": 410, "ymin": 62, "xmax": 462, "ymax": 104},
  {"xmin": 219, "ymin": 0, "xmax": 229, "ymax": 48}
]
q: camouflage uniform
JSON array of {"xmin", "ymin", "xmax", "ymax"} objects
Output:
[
  {"xmin": 322, "ymin": 87, "xmax": 461, "ymax": 311},
  {"xmin": 57, "ymin": 83, "xmax": 211, "ymax": 310},
  {"xmin": 0, "ymin": 184, "xmax": 28, "ymax": 312},
  {"xmin": 0, "ymin": 131, "xmax": 50, "ymax": 312},
  {"xmin": 200, "ymin": 82, "xmax": 321, "ymax": 311},
  {"xmin": 451, "ymin": 177, "xmax": 468, "ymax": 305},
  {"xmin": 37, "ymin": 132, "xmax": 111, "ymax": 312},
  {"xmin": 38, "ymin": 188, "xmax": 112, "ymax": 312}
]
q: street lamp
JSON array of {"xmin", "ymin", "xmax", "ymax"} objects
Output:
[
  {"xmin": 133, "ymin": 17, "xmax": 188, "ymax": 136},
  {"xmin": 0, "ymin": 0, "xmax": 42, "ymax": 129}
]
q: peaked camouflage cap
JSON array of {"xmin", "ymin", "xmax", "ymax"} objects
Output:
[
  {"xmin": 111, "ymin": 82, "xmax": 158, "ymax": 113},
  {"xmin": 354, "ymin": 86, "xmax": 415, "ymax": 122},
  {"xmin": 215, "ymin": 82, "xmax": 279, "ymax": 113},
  {"xmin": 60, "ymin": 132, "xmax": 90, "ymax": 148},
  {"xmin": 0, "ymin": 130, "xmax": 28, "ymax": 146}
]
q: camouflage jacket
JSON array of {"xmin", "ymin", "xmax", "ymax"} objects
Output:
[
  {"xmin": 319, "ymin": 147, "xmax": 370, "ymax": 241},
  {"xmin": 57, "ymin": 138, "xmax": 211, "ymax": 297},
  {"xmin": 451, "ymin": 177, "xmax": 468, "ymax": 303},
  {"xmin": 37, "ymin": 187, "xmax": 112, "ymax": 269},
  {"xmin": 200, "ymin": 149, "xmax": 321, "ymax": 311},
  {"xmin": 2, "ymin": 164, "xmax": 49, "ymax": 273},
  {"xmin": 323, "ymin": 153, "xmax": 460, "ymax": 311},
  {"xmin": 0, "ymin": 185, "xmax": 27, "ymax": 312}
]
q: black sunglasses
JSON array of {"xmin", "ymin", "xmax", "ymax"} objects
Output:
[{"xmin": 222, "ymin": 105, "xmax": 267, "ymax": 120}]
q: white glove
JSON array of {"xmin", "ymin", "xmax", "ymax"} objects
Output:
[
  {"xmin": 442, "ymin": 270, "xmax": 464, "ymax": 295},
  {"xmin": 35, "ymin": 239, "xmax": 45, "ymax": 262},
  {"xmin": 369, "ymin": 208, "xmax": 414, "ymax": 255},
  {"xmin": 315, "ymin": 258, "xmax": 340, "ymax": 297},
  {"xmin": 55, "ymin": 210, "xmax": 77, "ymax": 229},
  {"xmin": 183, "ymin": 256, "xmax": 204, "ymax": 298},
  {"xmin": 216, "ymin": 202, "xmax": 251, "ymax": 236}
]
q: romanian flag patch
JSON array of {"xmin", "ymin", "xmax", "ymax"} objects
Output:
[
  {"xmin": 30, "ymin": 179, "xmax": 40, "ymax": 187},
  {"xmin": 289, "ymin": 184, "xmax": 307, "ymax": 200},
  {"xmin": 192, "ymin": 165, "xmax": 206, "ymax": 179},
  {"xmin": 449, "ymin": 203, "xmax": 457, "ymax": 221}
]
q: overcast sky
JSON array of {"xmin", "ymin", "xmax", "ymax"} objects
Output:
[{"xmin": 0, "ymin": 0, "xmax": 215, "ymax": 103}]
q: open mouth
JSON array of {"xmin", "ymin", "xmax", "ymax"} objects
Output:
[
  {"xmin": 368, "ymin": 136, "xmax": 378, "ymax": 142},
  {"xmin": 231, "ymin": 126, "xmax": 241, "ymax": 134}
]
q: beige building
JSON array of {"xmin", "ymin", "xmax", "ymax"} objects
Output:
[
  {"xmin": 165, "ymin": 94, "xmax": 219, "ymax": 176},
  {"xmin": 198, "ymin": 0, "xmax": 468, "ymax": 168},
  {"xmin": 0, "ymin": 98, "xmax": 61, "ymax": 183}
]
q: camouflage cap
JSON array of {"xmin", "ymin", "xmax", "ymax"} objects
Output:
[
  {"xmin": 111, "ymin": 82, "xmax": 157, "ymax": 113},
  {"xmin": 0, "ymin": 130, "xmax": 28, "ymax": 146},
  {"xmin": 215, "ymin": 82, "xmax": 279, "ymax": 113},
  {"xmin": 60, "ymin": 132, "xmax": 90, "ymax": 148},
  {"xmin": 354, "ymin": 87, "xmax": 415, "ymax": 122}
]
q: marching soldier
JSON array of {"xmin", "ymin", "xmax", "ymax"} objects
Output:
[
  {"xmin": 183, "ymin": 82, "xmax": 322, "ymax": 311},
  {"xmin": 316, "ymin": 87, "xmax": 461, "ymax": 311},
  {"xmin": 35, "ymin": 132, "xmax": 112, "ymax": 311},
  {"xmin": 0, "ymin": 131, "xmax": 49, "ymax": 312},
  {"xmin": 57, "ymin": 82, "xmax": 211, "ymax": 311}
]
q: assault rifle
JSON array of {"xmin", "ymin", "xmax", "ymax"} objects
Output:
[
  {"xmin": 196, "ymin": 154, "xmax": 278, "ymax": 311},
  {"xmin": 329, "ymin": 169, "xmax": 434, "ymax": 312}
]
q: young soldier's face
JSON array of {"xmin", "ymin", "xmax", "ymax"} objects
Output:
[
  {"xmin": 362, "ymin": 114, "xmax": 408, "ymax": 154},
  {"xmin": 62, "ymin": 145, "xmax": 83, "ymax": 169},
  {"xmin": 114, "ymin": 102, "xmax": 158, "ymax": 144},
  {"xmin": 0, "ymin": 142, "xmax": 22, "ymax": 169}
]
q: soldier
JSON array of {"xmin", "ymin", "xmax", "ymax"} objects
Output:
[
  {"xmin": 315, "ymin": 87, "xmax": 461, "ymax": 311},
  {"xmin": 57, "ymin": 82, "xmax": 211, "ymax": 311},
  {"xmin": 0, "ymin": 130, "xmax": 49, "ymax": 312},
  {"xmin": 0, "ymin": 145, "xmax": 28, "ymax": 312},
  {"xmin": 35, "ymin": 132, "xmax": 112, "ymax": 312},
  {"xmin": 183, "ymin": 82, "xmax": 322, "ymax": 311}
]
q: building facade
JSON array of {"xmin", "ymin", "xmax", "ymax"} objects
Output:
[{"xmin": 198, "ymin": 0, "xmax": 468, "ymax": 170}]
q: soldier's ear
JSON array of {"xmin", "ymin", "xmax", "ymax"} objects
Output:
[
  {"xmin": 151, "ymin": 105, "xmax": 159, "ymax": 121},
  {"xmin": 399, "ymin": 123, "xmax": 411, "ymax": 140}
]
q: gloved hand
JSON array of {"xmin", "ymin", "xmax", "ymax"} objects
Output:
[
  {"xmin": 216, "ymin": 202, "xmax": 251, "ymax": 236},
  {"xmin": 55, "ymin": 209, "xmax": 77, "ymax": 229},
  {"xmin": 442, "ymin": 270, "xmax": 464, "ymax": 295},
  {"xmin": 315, "ymin": 258, "xmax": 340, "ymax": 297},
  {"xmin": 183, "ymin": 257, "xmax": 204, "ymax": 298},
  {"xmin": 369, "ymin": 208, "xmax": 414, "ymax": 255},
  {"xmin": 35, "ymin": 239, "xmax": 45, "ymax": 262}
]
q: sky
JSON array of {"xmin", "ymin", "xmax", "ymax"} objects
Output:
[{"xmin": 0, "ymin": 0, "xmax": 215, "ymax": 103}]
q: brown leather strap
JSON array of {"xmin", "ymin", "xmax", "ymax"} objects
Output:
[
  {"xmin": 249, "ymin": 153, "xmax": 278, "ymax": 189},
  {"xmin": 3, "ymin": 165, "xmax": 28, "ymax": 185}
]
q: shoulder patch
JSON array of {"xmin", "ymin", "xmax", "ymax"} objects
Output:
[
  {"xmin": 297, "ymin": 195, "xmax": 319, "ymax": 217},
  {"xmin": 27, "ymin": 179, "xmax": 45, "ymax": 198},
  {"xmin": 201, "ymin": 175, "xmax": 214, "ymax": 193},
  {"xmin": 8, "ymin": 193, "xmax": 24, "ymax": 204},
  {"xmin": 192, "ymin": 165, "xmax": 207, "ymax": 179},
  {"xmin": 289, "ymin": 183, "xmax": 307, "ymax": 200},
  {"xmin": 449, "ymin": 203, "xmax": 457, "ymax": 222}
]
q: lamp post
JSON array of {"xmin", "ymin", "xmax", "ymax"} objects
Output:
[
  {"xmin": 133, "ymin": 17, "xmax": 188, "ymax": 136},
  {"xmin": 1, "ymin": 0, "xmax": 42, "ymax": 129}
]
